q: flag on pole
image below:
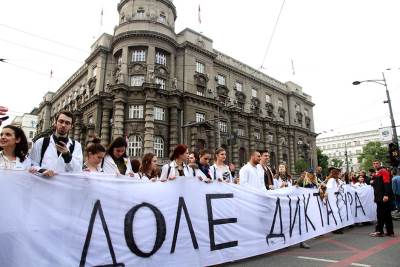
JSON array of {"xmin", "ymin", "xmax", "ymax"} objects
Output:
[
  {"xmin": 198, "ymin": 4, "xmax": 201, "ymax": 24},
  {"xmin": 291, "ymin": 59, "xmax": 295, "ymax": 75},
  {"xmin": 100, "ymin": 8, "xmax": 104, "ymax": 26},
  {"xmin": 50, "ymin": 69, "xmax": 53, "ymax": 78}
]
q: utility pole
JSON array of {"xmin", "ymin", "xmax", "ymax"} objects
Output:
[{"xmin": 344, "ymin": 142, "xmax": 349, "ymax": 174}]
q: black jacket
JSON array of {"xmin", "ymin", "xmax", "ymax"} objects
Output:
[{"xmin": 371, "ymin": 167, "xmax": 393, "ymax": 202}]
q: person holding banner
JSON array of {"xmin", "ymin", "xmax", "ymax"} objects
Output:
[
  {"xmin": 239, "ymin": 150, "xmax": 264, "ymax": 190},
  {"xmin": 273, "ymin": 164, "xmax": 292, "ymax": 188},
  {"xmin": 209, "ymin": 147, "xmax": 233, "ymax": 182},
  {"xmin": 197, "ymin": 149, "xmax": 212, "ymax": 181},
  {"xmin": 139, "ymin": 153, "xmax": 159, "ymax": 181},
  {"xmin": 0, "ymin": 125, "xmax": 30, "ymax": 170},
  {"xmin": 29, "ymin": 110, "xmax": 83, "ymax": 177},
  {"xmin": 102, "ymin": 136, "xmax": 135, "ymax": 177},
  {"xmin": 160, "ymin": 144, "xmax": 206, "ymax": 181},
  {"xmin": 258, "ymin": 150, "xmax": 275, "ymax": 190},
  {"xmin": 83, "ymin": 137, "xmax": 106, "ymax": 172}
]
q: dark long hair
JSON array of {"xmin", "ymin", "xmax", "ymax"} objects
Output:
[
  {"xmin": 170, "ymin": 144, "xmax": 188, "ymax": 161},
  {"xmin": 106, "ymin": 136, "xmax": 128, "ymax": 158},
  {"xmin": 1, "ymin": 125, "xmax": 29, "ymax": 162}
]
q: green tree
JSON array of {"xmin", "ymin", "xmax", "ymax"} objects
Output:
[
  {"xmin": 295, "ymin": 159, "xmax": 309, "ymax": 174},
  {"xmin": 317, "ymin": 148, "xmax": 329, "ymax": 176},
  {"xmin": 331, "ymin": 158, "xmax": 343, "ymax": 168},
  {"xmin": 357, "ymin": 141, "xmax": 388, "ymax": 171}
]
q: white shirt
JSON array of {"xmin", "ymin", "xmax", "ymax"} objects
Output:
[
  {"xmin": 159, "ymin": 161, "xmax": 206, "ymax": 180},
  {"xmin": 0, "ymin": 151, "xmax": 31, "ymax": 170},
  {"xmin": 30, "ymin": 135, "xmax": 82, "ymax": 173},
  {"xmin": 210, "ymin": 164, "xmax": 233, "ymax": 182},
  {"xmin": 102, "ymin": 154, "xmax": 134, "ymax": 176},
  {"xmin": 239, "ymin": 163, "xmax": 265, "ymax": 190},
  {"xmin": 274, "ymin": 176, "xmax": 293, "ymax": 188},
  {"xmin": 326, "ymin": 177, "xmax": 343, "ymax": 190}
]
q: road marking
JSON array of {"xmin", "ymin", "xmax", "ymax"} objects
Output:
[
  {"xmin": 327, "ymin": 237, "xmax": 400, "ymax": 267},
  {"xmin": 297, "ymin": 256, "xmax": 371, "ymax": 267}
]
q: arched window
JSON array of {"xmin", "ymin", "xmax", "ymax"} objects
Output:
[
  {"xmin": 154, "ymin": 136, "xmax": 164, "ymax": 158},
  {"xmin": 128, "ymin": 135, "xmax": 142, "ymax": 157}
]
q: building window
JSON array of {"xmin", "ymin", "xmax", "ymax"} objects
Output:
[
  {"xmin": 155, "ymin": 52, "xmax": 167, "ymax": 66},
  {"xmin": 235, "ymin": 81, "xmax": 243, "ymax": 92},
  {"xmin": 304, "ymin": 109, "xmax": 309, "ymax": 117},
  {"xmin": 196, "ymin": 112, "xmax": 205, "ymax": 123},
  {"xmin": 265, "ymin": 94, "xmax": 271, "ymax": 103},
  {"xmin": 278, "ymin": 99, "xmax": 283, "ymax": 108},
  {"xmin": 117, "ymin": 55, "xmax": 122, "ymax": 66},
  {"xmin": 219, "ymin": 121, "xmax": 227, "ymax": 133},
  {"xmin": 155, "ymin": 77, "xmax": 166, "ymax": 90},
  {"xmin": 29, "ymin": 131, "xmax": 34, "ymax": 139},
  {"xmin": 92, "ymin": 66, "xmax": 97, "ymax": 78},
  {"xmin": 217, "ymin": 74, "xmax": 225, "ymax": 86},
  {"xmin": 130, "ymin": 75, "xmax": 145, "ymax": 86},
  {"xmin": 129, "ymin": 105, "xmax": 144, "ymax": 119},
  {"xmin": 295, "ymin": 103, "xmax": 300, "ymax": 112},
  {"xmin": 131, "ymin": 49, "xmax": 146, "ymax": 62},
  {"xmin": 88, "ymin": 116, "xmax": 93, "ymax": 124},
  {"xmin": 137, "ymin": 8, "xmax": 145, "ymax": 18},
  {"xmin": 196, "ymin": 61, "xmax": 205, "ymax": 74},
  {"xmin": 128, "ymin": 135, "xmax": 143, "ymax": 157},
  {"xmin": 154, "ymin": 107, "xmax": 165, "ymax": 121},
  {"xmin": 237, "ymin": 102, "xmax": 244, "ymax": 111},
  {"xmin": 237, "ymin": 127, "xmax": 245, "ymax": 137},
  {"xmin": 154, "ymin": 136, "xmax": 164, "ymax": 158},
  {"xmin": 158, "ymin": 13, "xmax": 166, "ymax": 23},
  {"xmin": 252, "ymin": 88, "xmax": 257, "ymax": 98},
  {"xmin": 196, "ymin": 87, "xmax": 205, "ymax": 96},
  {"xmin": 254, "ymin": 130, "xmax": 261, "ymax": 140}
]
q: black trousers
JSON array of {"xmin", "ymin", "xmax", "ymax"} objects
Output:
[{"xmin": 375, "ymin": 201, "xmax": 394, "ymax": 235}]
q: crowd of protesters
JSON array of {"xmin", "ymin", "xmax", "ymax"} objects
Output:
[{"xmin": 0, "ymin": 109, "xmax": 398, "ymax": 240}]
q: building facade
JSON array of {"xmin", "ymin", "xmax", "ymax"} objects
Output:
[
  {"xmin": 10, "ymin": 113, "xmax": 38, "ymax": 149},
  {"xmin": 316, "ymin": 128, "xmax": 392, "ymax": 172},
  {"xmin": 35, "ymin": 0, "xmax": 316, "ymax": 172}
]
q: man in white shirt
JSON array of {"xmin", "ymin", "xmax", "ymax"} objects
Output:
[
  {"xmin": 30, "ymin": 110, "xmax": 83, "ymax": 177},
  {"xmin": 239, "ymin": 150, "xmax": 265, "ymax": 190}
]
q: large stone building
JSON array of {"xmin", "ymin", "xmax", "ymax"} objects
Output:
[
  {"xmin": 35, "ymin": 0, "xmax": 316, "ymax": 172},
  {"xmin": 10, "ymin": 113, "xmax": 38, "ymax": 149},
  {"xmin": 316, "ymin": 128, "xmax": 394, "ymax": 172}
]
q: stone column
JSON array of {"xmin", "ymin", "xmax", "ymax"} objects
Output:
[
  {"xmin": 100, "ymin": 108, "xmax": 112, "ymax": 146},
  {"xmin": 190, "ymin": 127, "xmax": 197, "ymax": 152},
  {"xmin": 121, "ymin": 47, "xmax": 129, "ymax": 85},
  {"xmin": 207, "ymin": 128, "xmax": 215, "ymax": 152},
  {"xmin": 169, "ymin": 106, "xmax": 179, "ymax": 152},
  {"xmin": 143, "ymin": 99, "xmax": 155, "ymax": 154},
  {"xmin": 231, "ymin": 117, "xmax": 239, "ymax": 167},
  {"xmin": 249, "ymin": 124, "xmax": 255, "ymax": 153},
  {"xmin": 143, "ymin": 83, "xmax": 158, "ymax": 154},
  {"xmin": 112, "ymin": 101, "xmax": 125, "ymax": 139},
  {"xmin": 288, "ymin": 134, "xmax": 295, "ymax": 174},
  {"xmin": 147, "ymin": 46, "xmax": 156, "ymax": 68},
  {"xmin": 74, "ymin": 120, "xmax": 81, "ymax": 142}
]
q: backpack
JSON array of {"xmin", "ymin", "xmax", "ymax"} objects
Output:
[{"xmin": 39, "ymin": 136, "xmax": 75, "ymax": 167}]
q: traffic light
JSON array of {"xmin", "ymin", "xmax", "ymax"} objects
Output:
[{"xmin": 388, "ymin": 143, "xmax": 400, "ymax": 167}]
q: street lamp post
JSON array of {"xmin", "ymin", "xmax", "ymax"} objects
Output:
[{"xmin": 352, "ymin": 72, "xmax": 398, "ymax": 146}]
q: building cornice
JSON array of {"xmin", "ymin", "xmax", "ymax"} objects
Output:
[
  {"xmin": 112, "ymin": 31, "xmax": 178, "ymax": 51},
  {"xmin": 178, "ymin": 41, "xmax": 217, "ymax": 59},
  {"xmin": 85, "ymin": 46, "xmax": 110, "ymax": 64},
  {"xmin": 117, "ymin": 0, "xmax": 177, "ymax": 20}
]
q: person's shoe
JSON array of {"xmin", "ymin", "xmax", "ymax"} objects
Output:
[
  {"xmin": 369, "ymin": 232, "xmax": 384, "ymax": 237},
  {"xmin": 333, "ymin": 230, "xmax": 344, "ymax": 234},
  {"xmin": 300, "ymin": 242, "xmax": 310, "ymax": 249},
  {"xmin": 385, "ymin": 233, "xmax": 395, "ymax": 237}
]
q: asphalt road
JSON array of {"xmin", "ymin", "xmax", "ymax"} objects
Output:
[{"xmin": 221, "ymin": 220, "xmax": 400, "ymax": 267}]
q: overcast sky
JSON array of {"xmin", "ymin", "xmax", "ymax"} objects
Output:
[{"xmin": 1, "ymin": 0, "xmax": 399, "ymax": 138}]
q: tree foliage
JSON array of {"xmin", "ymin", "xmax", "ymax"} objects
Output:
[
  {"xmin": 317, "ymin": 148, "xmax": 329, "ymax": 176},
  {"xmin": 357, "ymin": 141, "xmax": 388, "ymax": 171},
  {"xmin": 295, "ymin": 159, "xmax": 309, "ymax": 174},
  {"xmin": 331, "ymin": 158, "xmax": 343, "ymax": 168}
]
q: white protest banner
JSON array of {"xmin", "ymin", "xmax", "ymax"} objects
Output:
[{"xmin": 0, "ymin": 170, "xmax": 376, "ymax": 267}]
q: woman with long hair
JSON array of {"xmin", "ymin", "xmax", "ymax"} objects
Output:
[
  {"xmin": 273, "ymin": 163, "xmax": 292, "ymax": 188},
  {"xmin": 83, "ymin": 137, "xmax": 106, "ymax": 172},
  {"xmin": 299, "ymin": 169, "xmax": 319, "ymax": 189},
  {"xmin": 139, "ymin": 153, "xmax": 159, "ymax": 181},
  {"xmin": 197, "ymin": 149, "xmax": 212, "ymax": 181},
  {"xmin": 0, "ymin": 125, "xmax": 30, "ymax": 170},
  {"xmin": 210, "ymin": 148, "xmax": 232, "ymax": 182},
  {"xmin": 102, "ymin": 136, "xmax": 135, "ymax": 177},
  {"xmin": 159, "ymin": 144, "xmax": 205, "ymax": 181}
]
